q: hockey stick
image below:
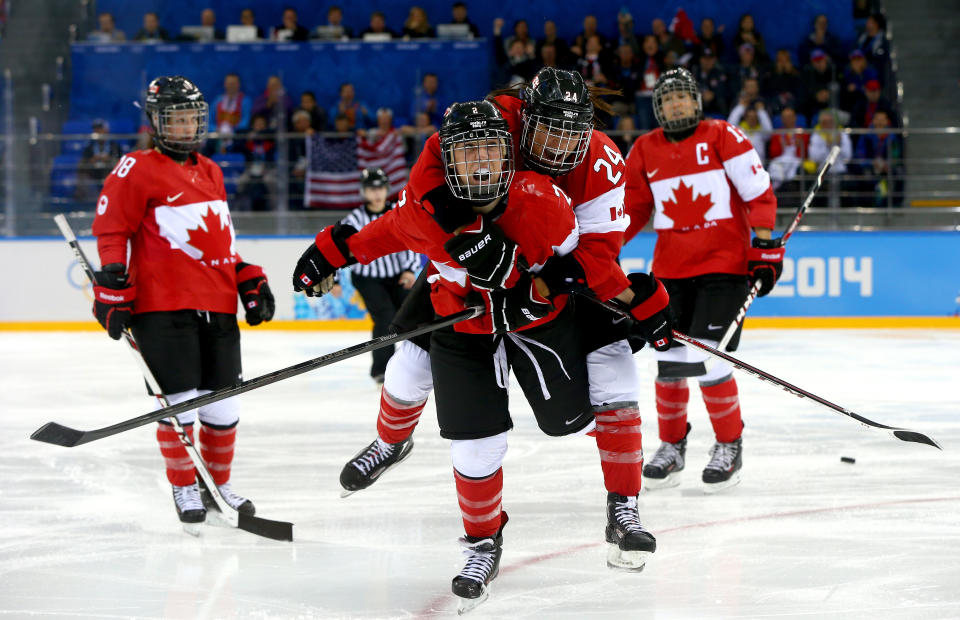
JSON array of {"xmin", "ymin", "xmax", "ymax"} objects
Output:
[
  {"xmin": 583, "ymin": 293, "xmax": 941, "ymax": 450},
  {"xmin": 716, "ymin": 145, "xmax": 842, "ymax": 351},
  {"xmin": 51, "ymin": 214, "xmax": 294, "ymax": 541}
]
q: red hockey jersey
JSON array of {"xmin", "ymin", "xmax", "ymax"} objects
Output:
[
  {"xmin": 407, "ymin": 95, "xmax": 630, "ymax": 301},
  {"xmin": 92, "ymin": 149, "xmax": 241, "ymax": 314},
  {"xmin": 624, "ymin": 119, "xmax": 777, "ymax": 279},
  {"xmin": 348, "ymin": 171, "xmax": 579, "ymax": 334}
]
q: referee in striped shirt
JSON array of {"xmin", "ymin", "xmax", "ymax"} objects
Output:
[{"xmin": 343, "ymin": 167, "xmax": 420, "ymax": 384}]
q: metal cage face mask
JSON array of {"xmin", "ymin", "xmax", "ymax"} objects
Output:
[
  {"xmin": 441, "ymin": 128, "xmax": 515, "ymax": 202},
  {"xmin": 521, "ymin": 112, "xmax": 592, "ymax": 175},
  {"xmin": 152, "ymin": 101, "xmax": 209, "ymax": 153},
  {"xmin": 653, "ymin": 81, "xmax": 702, "ymax": 133}
]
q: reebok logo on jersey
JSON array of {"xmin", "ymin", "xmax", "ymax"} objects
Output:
[
  {"xmin": 457, "ymin": 233, "xmax": 492, "ymax": 262},
  {"xmin": 166, "ymin": 192, "xmax": 184, "ymax": 202}
]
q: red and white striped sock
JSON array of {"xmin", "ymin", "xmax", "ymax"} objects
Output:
[
  {"xmin": 454, "ymin": 467, "xmax": 503, "ymax": 538},
  {"xmin": 156, "ymin": 422, "xmax": 196, "ymax": 486},
  {"xmin": 376, "ymin": 390, "xmax": 426, "ymax": 444},
  {"xmin": 199, "ymin": 423, "xmax": 236, "ymax": 486},
  {"xmin": 594, "ymin": 406, "xmax": 644, "ymax": 496},
  {"xmin": 656, "ymin": 378, "xmax": 690, "ymax": 443},
  {"xmin": 701, "ymin": 376, "xmax": 743, "ymax": 443}
]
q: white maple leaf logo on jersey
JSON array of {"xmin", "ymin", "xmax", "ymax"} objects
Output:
[{"xmin": 154, "ymin": 200, "xmax": 237, "ymax": 265}]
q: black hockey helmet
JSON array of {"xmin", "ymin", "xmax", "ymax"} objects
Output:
[
  {"xmin": 652, "ymin": 68, "xmax": 703, "ymax": 134},
  {"xmin": 439, "ymin": 100, "xmax": 515, "ymax": 202},
  {"xmin": 360, "ymin": 167, "xmax": 389, "ymax": 191},
  {"xmin": 520, "ymin": 67, "xmax": 593, "ymax": 175},
  {"xmin": 144, "ymin": 75, "xmax": 208, "ymax": 156}
]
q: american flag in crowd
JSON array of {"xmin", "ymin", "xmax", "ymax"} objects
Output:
[{"xmin": 304, "ymin": 130, "xmax": 409, "ymax": 208}]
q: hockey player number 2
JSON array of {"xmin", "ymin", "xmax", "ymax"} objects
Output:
[
  {"xmin": 110, "ymin": 155, "xmax": 137, "ymax": 178},
  {"xmin": 593, "ymin": 145, "xmax": 623, "ymax": 185}
]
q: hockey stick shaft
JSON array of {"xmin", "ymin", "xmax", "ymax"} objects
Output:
[
  {"xmin": 585, "ymin": 294, "xmax": 940, "ymax": 449},
  {"xmin": 716, "ymin": 145, "xmax": 842, "ymax": 351},
  {"xmin": 52, "ymin": 215, "xmax": 294, "ymax": 540}
]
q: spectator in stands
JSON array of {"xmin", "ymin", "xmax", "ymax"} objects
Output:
[
  {"xmin": 360, "ymin": 107, "xmax": 398, "ymax": 142},
  {"xmin": 611, "ymin": 115, "xmax": 638, "ymax": 157},
  {"xmin": 693, "ymin": 47, "xmax": 728, "ymax": 118},
  {"xmin": 134, "ymin": 12, "xmax": 168, "ymax": 42},
  {"xmin": 635, "ymin": 34, "xmax": 664, "ymax": 130},
  {"xmin": 732, "ymin": 13, "xmax": 767, "ymax": 63},
  {"xmin": 537, "ymin": 20, "xmax": 570, "ymax": 67},
  {"xmin": 852, "ymin": 0, "xmax": 881, "ymax": 33},
  {"xmin": 211, "ymin": 73, "xmax": 252, "ymax": 134},
  {"xmin": 88, "ymin": 12, "xmax": 126, "ymax": 42},
  {"xmin": 840, "ymin": 49, "xmax": 879, "ymax": 113},
  {"xmin": 651, "ymin": 18, "xmax": 684, "ymax": 57},
  {"xmin": 857, "ymin": 13, "xmax": 889, "ymax": 72},
  {"xmin": 298, "ymin": 91, "xmax": 327, "ymax": 131},
  {"xmin": 402, "ymin": 6, "xmax": 434, "ymax": 39},
  {"xmin": 329, "ymin": 82, "xmax": 372, "ymax": 130},
  {"xmin": 728, "ymin": 96, "xmax": 773, "ymax": 161},
  {"xmin": 275, "ymin": 7, "xmax": 309, "ymax": 41},
  {"xmin": 616, "ymin": 9, "xmax": 639, "ymax": 57},
  {"xmin": 851, "ymin": 78, "xmax": 894, "ymax": 129},
  {"xmin": 808, "ymin": 108, "xmax": 853, "ymax": 206},
  {"xmin": 609, "ymin": 44, "xmax": 640, "ymax": 116},
  {"xmin": 322, "ymin": 6, "xmax": 353, "ymax": 39},
  {"xmin": 253, "ymin": 75, "xmax": 294, "ymax": 131},
  {"xmin": 577, "ymin": 35, "xmax": 611, "ymax": 88},
  {"xmin": 571, "ymin": 15, "xmax": 608, "ymax": 58},
  {"xmin": 239, "ymin": 8, "xmax": 265, "ymax": 39},
  {"xmin": 415, "ymin": 73, "xmax": 444, "ymax": 127},
  {"xmin": 798, "ymin": 14, "xmax": 842, "ymax": 67},
  {"xmin": 767, "ymin": 105, "xmax": 810, "ymax": 191},
  {"xmin": 728, "ymin": 42, "xmax": 766, "ymax": 102},
  {"xmin": 361, "ymin": 11, "xmax": 395, "ymax": 39},
  {"xmin": 538, "ymin": 42, "xmax": 563, "ymax": 71},
  {"xmin": 238, "ymin": 113, "xmax": 276, "ymax": 211},
  {"xmin": 503, "ymin": 18, "xmax": 534, "ymax": 57},
  {"xmin": 854, "ymin": 109, "xmax": 902, "ymax": 206},
  {"xmin": 698, "ymin": 17, "xmax": 724, "ymax": 61},
  {"xmin": 801, "ymin": 49, "xmax": 837, "ymax": 121},
  {"xmin": 766, "ymin": 49, "xmax": 805, "ymax": 114},
  {"xmin": 450, "ymin": 2, "xmax": 480, "ymax": 38},
  {"xmin": 493, "ymin": 19, "xmax": 537, "ymax": 85},
  {"xmin": 288, "ymin": 109, "xmax": 313, "ymax": 209},
  {"xmin": 75, "ymin": 119, "xmax": 122, "ymax": 201},
  {"xmin": 198, "ymin": 8, "xmax": 224, "ymax": 40},
  {"xmin": 400, "ymin": 111, "xmax": 437, "ymax": 159}
]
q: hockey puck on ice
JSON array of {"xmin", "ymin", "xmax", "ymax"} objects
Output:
[{"xmin": 840, "ymin": 456, "xmax": 856, "ymax": 464}]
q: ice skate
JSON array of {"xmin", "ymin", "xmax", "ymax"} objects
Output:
[
  {"xmin": 642, "ymin": 423, "xmax": 690, "ymax": 490},
  {"xmin": 605, "ymin": 492, "xmax": 656, "ymax": 571},
  {"xmin": 172, "ymin": 481, "xmax": 206, "ymax": 525},
  {"xmin": 452, "ymin": 515, "xmax": 507, "ymax": 615},
  {"xmin": 702, "ymin": 437, "xmax": 742, "ymax": 494},
  {"xmin": 339, "ymin": 436, "xmax": 414, "ymax": 497},
  {"xmin": 199, "ymin": 480, "xmax": 256, "ymax": 516}
]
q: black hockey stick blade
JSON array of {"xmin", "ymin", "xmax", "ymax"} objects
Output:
[
  {"xmin": 30, "ymin": 306, "xmax": 482, "ymax": 447},
  {"xmin": 238, "ymin": 512, "xmax": 294, "ymax": 541},
  {"xmin": 891, "ymin": 430, "xmax": 942, "ymax": 450}
]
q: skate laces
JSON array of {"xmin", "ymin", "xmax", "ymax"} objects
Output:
[
  {"xmin": 216, "ymin": 482, "xmax": 248, "ymax": 510},
  {"xmin": 457, "ymin": 537, "xmax": 498, "ymax": 583},
  {"xmin": 648, "ymin": 442, "xmax": 681, "ymax": 469},
  {"xmin": 613, "ymin": 495, "xmax": 646, "ymax": 534},
  {"xmin": 706, "ymin": 441, "xmax": 737, "ymax": 471},
  {"xmin": 173, "ymin": 483, "xmax": 203, "ymax": 511},
  {"xmin": 352, "ymin": 440, "xmax": 394, "ymax": 475}
]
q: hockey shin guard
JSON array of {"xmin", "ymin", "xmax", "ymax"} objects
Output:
[
  {"xmin": 655, "ymin": 378, "xmax": 690, "ymax": 443},
  {"xmin": 700, "ymin": 375, "xmax": 744, "ymax": 443},
  {"xmin": 156, "ymin": 422, "xmax": 196, "ymax": 486},
  {"xmin": 454, "ymin": 467, "xmax": 504, "ymax": 539},
  {"xmin": 594, "ymin": 405, "xmax": 644, "ymax": 496},
  {"xmin": 199, "ymin": 422, "xmax": 237, "ymax": 486},
  {"xmin": 376, "ymin": 390, "xmax": 427, "ymax": 444}
]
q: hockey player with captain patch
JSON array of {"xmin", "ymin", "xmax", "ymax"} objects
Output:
[
  {"xmin": 91, "ymin": 75, "xmax": 275, "ymax": 526},
  {"xmin": 624, "ymin": 67, "xmax": 783, "ymax": 492}
]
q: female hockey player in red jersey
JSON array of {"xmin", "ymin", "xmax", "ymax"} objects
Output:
[
  {"xmin": 91, "ymin": 76, "xmax": 275, "ymax": 525},
  {"xmin": 292, "ymin": 100, "xmax": 671, "ymax": 611},
  {"xmin": 623, "ymin": 67, "xmax": 784, "ymax": 492}
]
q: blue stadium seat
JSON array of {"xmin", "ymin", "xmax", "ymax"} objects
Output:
[
  {"xmin": 61, "ymin": 120, "xmax": 91, "ymax": 155},
  {"xmin": 50, "ymin": 154, "xmax": 82, "ymax": 200},
  {"xmin": 212, "ymin": 153, "xmax": 246, "ymax": 196}
]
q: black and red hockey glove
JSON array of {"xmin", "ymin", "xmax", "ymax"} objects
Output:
[
  {"xmin": 292, "ymin": 223, "xmax": 358, "ymax": 297},
  {"xmin": 92, "ymin": 263, "xmax": 135, "ymax": 340},
  {"xmin": 747, "ymin": 237, "xmax": 785, "ymax": 297},
  {"xmin": 443, "ymin": 215, "xmax": 525, "ymax": 290},
  {"xmin": 467, "ymin": 273, "xmax": 554, "ymax": 334},
  {"xmin": 536, "ymin": 252, "xmax": 588, "ymax": 297},
  {"xmin": 236, "ymin": 262, "xmax": 275, "ymax": 326},
  {"xmin": 623, "ymin": 272, "xmax": 674, "ymax": 351}
]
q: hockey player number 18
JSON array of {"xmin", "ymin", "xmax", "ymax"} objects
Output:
[{"xmin": 110, "ymin": 155, "xmax": 137, "ymax": 178}]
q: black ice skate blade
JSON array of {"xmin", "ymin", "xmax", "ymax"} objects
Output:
[
  {"xmin": 456, "ymin": 587, "xmax": 490, "ymax": 615},
  {"xmin": 702, "ymin": 471, "xmax": 742, "ymax": 494}
]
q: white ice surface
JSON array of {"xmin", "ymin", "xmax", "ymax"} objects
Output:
[{"xmin": 1, "ymin": 329, "xmax": 958, "ymax": 619}]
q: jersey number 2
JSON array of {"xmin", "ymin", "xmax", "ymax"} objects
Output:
[{"xmin": 593, "ymin": 145, "xmax": 623, "ymax": 185}]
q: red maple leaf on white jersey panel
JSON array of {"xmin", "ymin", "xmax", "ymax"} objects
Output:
[
  {"xmin": 660, "ymin": 180, "xmax": 714, "ymax": 230},
  {"xmin": 154, "ymin": 200, "xmax": 237, "ymax": 265}
]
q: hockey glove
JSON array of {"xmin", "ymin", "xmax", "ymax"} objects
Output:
[
  {"xmin": 443, "ymin": 215, "xmax": 524, "ymax": 290},
  {"xmin": 236, "ymin": 262, "xmax": 275, "ymax": 326},
  {"xmin": 747, "ymin": 237, "xmax": 785, "ymax": 297},
  {"xmin": 420, "ymin": 187, "xmax": 480, "ymax": 234},
  {"xmin": 623, "ymin": 272, "xmax": 674, "ymax": 351},
  {"xmin": 92, "ymin": 263, "xmax": 136, "ymax": 340},
  {"xmin": 535, "ymin": 252, "xmax": 588, "ymax": 297},
  {"xmin": 292, "ymin": 223, "xmax": 358, "ymax": 297},
  {"xmin": 467, "ymin": 273, "xmax": 554, "ymax": 334}
]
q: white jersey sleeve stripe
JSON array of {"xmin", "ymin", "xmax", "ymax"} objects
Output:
[
  {"xmin": 572, "ymin": 185, "xmax": 628, "ymax": 235},
  {"xmin": 721, "ymin": 149, "xmax": 771, "ymax": 203}
]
